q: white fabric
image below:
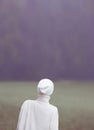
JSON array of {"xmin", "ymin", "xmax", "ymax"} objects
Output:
[
  {"xmin": 16, "ymin": 95, "xmax": 59, "ymax": 130},
  {"xmin": 37, "ymin": 79, "xmax": 54, "ymax": 95}
]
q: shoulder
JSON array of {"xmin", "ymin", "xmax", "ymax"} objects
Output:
[
  {"xmin": 49, "ymin": 104, "xmax": 58, "ymax": 112},
  {"xmin": 23, "ymin": 100, "xmax": 34, "ymax": 104},
  {"xmin": 21, "ymin": 100, "xmax": 34, "ymax": 109}
]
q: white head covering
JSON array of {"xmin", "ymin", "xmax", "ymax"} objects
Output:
[{"xmin": 37, "ymin": 79, "xmax": 54, "ymax": 96}]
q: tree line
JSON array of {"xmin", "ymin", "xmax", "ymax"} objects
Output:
[{"xmin": 0, "ymin": 0, "xmax": 94, "ymax": 80}]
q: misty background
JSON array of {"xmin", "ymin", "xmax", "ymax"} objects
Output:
[{"xmin": 0, "ymin": 0, "xmax": 94, "ymax": 81}]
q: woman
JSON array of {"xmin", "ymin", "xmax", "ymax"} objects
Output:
[{"xmin": 16, "ymin": 78, "xmax": 59, "ymax": 130}]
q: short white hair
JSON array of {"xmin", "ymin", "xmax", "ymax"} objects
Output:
[{"xmin": 37, "ymin": 79, "xmax": 54, "ymax": 95}]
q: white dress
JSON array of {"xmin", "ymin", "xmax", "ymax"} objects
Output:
[{"xmin": 16, "ymin": 95, "xmax": 59, "ymax": 130}]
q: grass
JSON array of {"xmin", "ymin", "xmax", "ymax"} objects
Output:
[{"xmin": 0, "ymin": 81, "xmax": 94, "ymax": 130}]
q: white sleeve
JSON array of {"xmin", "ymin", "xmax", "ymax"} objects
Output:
[
  {"xmin": 16, "ymin": 101, "xmax": 28, "ymax": 130},
  {"xmin": 50, "ymin": 108, "xmax": 59, "ymax": 130}
]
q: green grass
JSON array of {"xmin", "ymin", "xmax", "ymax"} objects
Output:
[{"xmin": 0, "ymin": 81, "xmax": 94, "ymax": 130}]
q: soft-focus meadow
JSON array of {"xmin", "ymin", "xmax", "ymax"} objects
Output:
[{"xmin": 0, "ymin": 81, "xmax": 94, "ymax": 130}]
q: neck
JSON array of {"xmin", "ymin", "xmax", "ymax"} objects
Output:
[{"xmin": 37, "ymin": 94, "xmax": 50, "ymax": 103}]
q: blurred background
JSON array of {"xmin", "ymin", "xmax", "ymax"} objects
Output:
[
  {"xmin": 0, "ymin": 0, "xmax": 94, "ymax": 81},
  {"xmin": 0, "ymin": 0, "xmax": 94, "ymax": 130}
]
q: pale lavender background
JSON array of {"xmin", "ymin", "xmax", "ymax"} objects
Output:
[{"xmin": 0, "ymin": 0, "xmax": 94, "ymax": 81}]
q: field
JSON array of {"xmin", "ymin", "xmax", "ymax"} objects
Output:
[{"xmin": 0, "ymin": 81, "xmax": 94, "ymax": 130}]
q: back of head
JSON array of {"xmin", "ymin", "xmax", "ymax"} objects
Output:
[{"xmin": 37, "ymin": 79, "xmax": 54, "ymax": 96}]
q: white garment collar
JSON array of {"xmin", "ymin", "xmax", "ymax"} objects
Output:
[{"xmin": 36, "ymin": 95, "xmax": 50, "ymax": 103}]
